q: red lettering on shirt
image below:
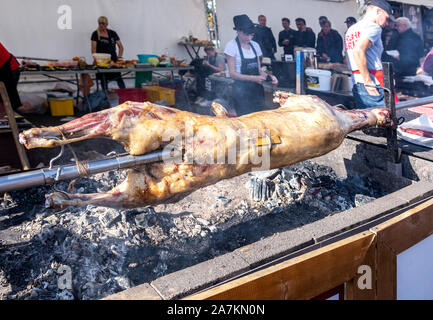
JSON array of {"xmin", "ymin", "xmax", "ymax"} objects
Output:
[{"xmin": 345, "ymin": 30, "xmax": 362, "ymax": 51}]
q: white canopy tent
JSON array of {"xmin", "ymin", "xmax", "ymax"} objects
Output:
[
  {"xmin": 0, "ymin": 0, "xmax": 208, "ymax": 63},
  {"xmin": 2, "ymin": 0, "xmax": 432, "ymax": 62}
]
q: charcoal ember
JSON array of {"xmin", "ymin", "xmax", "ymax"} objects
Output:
[
  {"xmin": 209, "ymin": 225, "xmax": 218, "ymax": 233},
  {"xmin": 314, "ymin": 175, "xmax": 334, "ymax": 188},
  {"xmin": 265, "ymin": 199, "xmax": 278, "ymax": 209},
  {"xmin": 0, "ymin": 215, "xmax": 10, "ymax": 225},
  {"xmin": 275, "ymin": 184, "xmax": 286, "ymax": 198},
  {"xmin": 82, "ymin": 282, "xmax": 97, "ymax": 298},
  {"xmin": 98, "ymin": 209, "xmax": 121, "ymax": 227},
  {"xmin": 288, "ymin": 176, "xmax": 301, "ymax": 190},
  {"xmin": 153, "ymin": 262, "xmax": 168, "ymax": 276},
  {"xmin": 134, "ymin": 207, "xmax": 156, "ymax": 228},
  {"xmin": 57, "ymin": 289, "xmax": 75, "ymax": 300},
  {"xmin": 196, "ymin": 218, "xmax": 210, "ymax": 226},
  {"xmin": 1, "ymin": 193, "xmax": 16, "ymax": 209},
  {"xmin": 144, "ymin": 206, "xmax": 156, "ymax": 215},
  {"xmin": 97, "ymin": 279, "xmax": 119, "ymax": 297},
  {"xmin": 281, "ymin": 168, "xmax": 294, "ymax": 181},
  {"xmin": 354, "ymin": 194, "xmax": 376, "ymax": 207},
  {"xmin": 119, "ymin": 208, "xmax": 148, "ymax": 224},
  {"xmin": 248, "ymin": 176, "xmax": 274, "ymax": 202},
  {"xmin": 54, "ymin": 228, "xmax": 68, "ymax": 244},
  {"xmin": 28, "ymin": 287, "xmax": 39, "ymax": 299},
  {"xmin": 250, "ymin": 169, "xmax": 280, "ymax": 180},
  {"xmin": 271, "ymin": 206, "xmax": 283, "ymax": 214},
  {"xmin": 114, "ymin": 276, "xmax": 131, "ymax": 290},
  {"xmin": 216, "ymin": 196, "xmax": 231, "ymax": 204},
  {"xmin": 38, "ymin": 226, "xmax": 55, "ymax": 244}
]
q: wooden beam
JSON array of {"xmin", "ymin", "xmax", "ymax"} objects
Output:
[
  {"xmin": 373, "ymin": 197, "xmax": 433, "ymax": 254},
  {"xmin": 376, "ymin": 238, "xmax": 397, "ymax": 299},
  {"xmin": 346, "ymin": 198, "xmax": 433, "ymax": 300},
  {"xmin": 185, "ymin": 232, "xmax": 375, "ymax": 300},
  {"xmin": 345, "ymin": 237, "xmax": 377, "ymax": 300},
  {"xmin": 0, "ymin": 82, "xmax": 30, "ymax": 170}
]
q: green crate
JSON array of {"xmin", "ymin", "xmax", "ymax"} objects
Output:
[{"xmin": 135, "ymin": 71, "xmax": 152, "ymax": 88}]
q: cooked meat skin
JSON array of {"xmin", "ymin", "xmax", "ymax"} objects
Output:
[{"xmin": 19, "ymin": 91, "xmax": 392, "ymax": 208}]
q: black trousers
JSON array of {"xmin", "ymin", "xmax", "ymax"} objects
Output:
[
  {"xmin": 0, "ymin": 65, "xmax": 22, "ymax": 110},
  {"xmin": 97, "ymin": 72, "xmax": 126, "ymax": 91},
  {"xmin": 195, "ymin": 63, "xmax": 215, "ymax": 99}
]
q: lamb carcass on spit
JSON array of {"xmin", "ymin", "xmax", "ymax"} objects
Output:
[{"xmin": 19, "ymin": 91, "xmax": 392, "ymax": 208}]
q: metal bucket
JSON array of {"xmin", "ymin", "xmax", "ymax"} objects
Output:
[{"xmin": 303, "ymin": 48, "xmax": 317, "ymax": 69}]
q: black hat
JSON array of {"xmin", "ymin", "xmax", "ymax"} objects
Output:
[
  {"xmin": 368, "ymin": 0, "xmax": 396, "ymax": 22},
  {"xmin": 344, "ymin": 16, "xmax": 357, "ymax": 24},
  {"xmin": 233, "ymin": 14, "xmax": 255, "ymax": 34}
]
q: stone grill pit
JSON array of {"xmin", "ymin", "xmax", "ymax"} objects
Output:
[{"xmin": 0, "ymin": 159, "xmax": 386, "ymax": 300}]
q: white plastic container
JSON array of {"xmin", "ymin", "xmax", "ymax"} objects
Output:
[
  {"xmin": 92, "ymin": 53, "xmax": 111, "ymax": 67},
  {"xmin": 305, "ymin": 68, "xmax": 332, "ymax": 91}
]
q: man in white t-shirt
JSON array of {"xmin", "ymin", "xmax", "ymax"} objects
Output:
[
  {"xmin": 345, "ymin": 0, "xmax": 395, "ymax": 108},
  {"xmin": 224, "ymin": 14, "xmax": 277, "ymax": 115}
]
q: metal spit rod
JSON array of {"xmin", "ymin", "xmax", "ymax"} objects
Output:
[
  {"xmin": 395, "ymin": 95, "xmax": 433, "ymax": 110},
  {"xmin": 0, "ymin": 149, "xmax": 177, "ymax": 194}
]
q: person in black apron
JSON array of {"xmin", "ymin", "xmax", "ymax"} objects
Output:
[
  {"xmin": 224, "ymin": 14, "xmax": 278, "ymax": 116},
  {"xmin": 0, "ymin": 42, "xmax": 22, "ymax": 111},
  {"xmin": 91, "ymin": 16, "xmax": 126, "ymax": 90}
]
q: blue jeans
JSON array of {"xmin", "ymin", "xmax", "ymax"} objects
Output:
[{"xmin": 352, "ymin": 83, "xmax": 385, "ymax": 109}]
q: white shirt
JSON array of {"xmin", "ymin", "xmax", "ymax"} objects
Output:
[
  {"xmin": 224, "ymin": 39, "xmax": 262, "ymax": 73},
  {"xmin": 345, "ymin": 19, "xmax": 383, "ymax": 84}
]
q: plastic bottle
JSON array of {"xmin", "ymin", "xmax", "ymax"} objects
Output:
[{"xmin": 164, "ymin": 48, "xmax": 170, "ymax": 63}]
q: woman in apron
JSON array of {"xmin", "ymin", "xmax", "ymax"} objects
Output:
[
  {"xmin": 224, "ymin": 14, "xmax": 278, "ymax": 116},
  {"xmin": 91, "ymin": 16, "xmax": 126, "ymax": 90}
]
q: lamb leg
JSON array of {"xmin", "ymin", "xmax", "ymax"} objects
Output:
[
  {"xmin": 19, "ymin": 110, "xmax": 113, "ymax": 149},
  {"xmin": 45, "ymin": 163, "xmax": 222, "ymax": 209},
  {"xmin": 18, "ymin": 101, "xmax": 177, "ymax": 149}
]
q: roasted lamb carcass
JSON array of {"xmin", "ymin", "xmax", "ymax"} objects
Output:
[{"xmin": 19, "ymin": 92, "xmax": 392, "ymax": 209}]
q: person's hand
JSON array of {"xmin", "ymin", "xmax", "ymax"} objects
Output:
[
  {"xmin": 365, "ymin": 81, "xmax": 380, "ymax": 96},
  {"xmin": 203, "ymin": 60, "xmax": 210, "ymax": 66},
  {"xmin": 416, "ymin": 67, "xmax": 427, "ymax": 75},
  {"xmin": 254, "ymin": 74, "xmax": 267, "ymax": 84},
  {"xmin": 283, "ymin": 39, "xmax": 289, "ymax": 46},
  {"xmin": 271, "ymin": 75, "xmax": 278, "ymax": 86},
  {"xmin": 117, "ymin": 56, "xmax": 123, "ymax": 61},
  {"xmin": 322, "ymin": 53, "xmax": 329, "ymax": 60}
]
